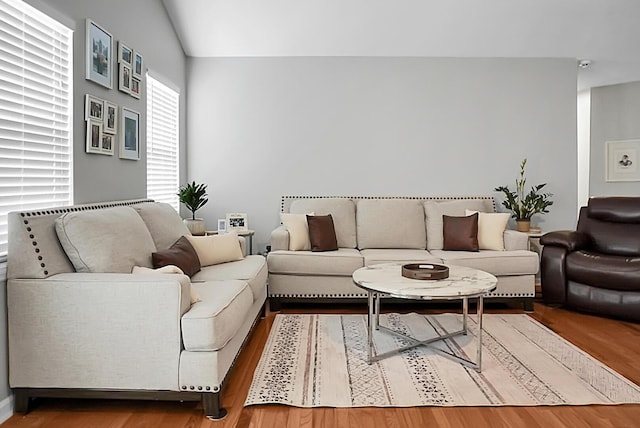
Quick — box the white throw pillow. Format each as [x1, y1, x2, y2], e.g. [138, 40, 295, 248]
[466, 210, 510, 250]
[132, 265, 201, 304]
[186, 231, 244, 266]
[280, 212, 314, 251]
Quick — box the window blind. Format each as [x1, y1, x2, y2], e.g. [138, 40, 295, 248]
[146, 73, 179, 211]
[0, 0, 73, 257]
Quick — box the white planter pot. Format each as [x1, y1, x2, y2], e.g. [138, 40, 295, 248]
[184, 218, 206, 236]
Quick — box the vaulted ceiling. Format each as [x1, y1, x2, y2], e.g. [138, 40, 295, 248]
[162, 0, 640, 90]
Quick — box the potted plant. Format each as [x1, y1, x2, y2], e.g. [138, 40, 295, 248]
[177, 181, 208, 235]
[494, 159, 553, 232]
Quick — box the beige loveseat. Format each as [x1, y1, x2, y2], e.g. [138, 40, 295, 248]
[268, 196, 538, 310]
[7, 199, 267, 419]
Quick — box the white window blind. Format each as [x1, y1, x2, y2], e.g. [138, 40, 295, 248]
[146, 73, 179, 210]
[0, 0, 73, 257]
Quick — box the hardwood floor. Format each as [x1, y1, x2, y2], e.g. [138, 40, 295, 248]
[3, 302, 640, 428]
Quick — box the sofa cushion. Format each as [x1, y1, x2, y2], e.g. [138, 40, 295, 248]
[430, 249, 539, 276]
[186, 232, 244, 266]
[360, 249, 441, 266]
[192, 255, 267, 301]
[152, 236, 201, 277]
[443, 214, 479, 251]
[307, 215, 339, 252]
[357, 199, 426, 249]
[182, 280, 253, 351]
[280, 212, 313, 251]
[267, 248, 363, 276]
[425, 199, 494, 250]
[55, 206, 156, 273]
[134, 202, 191, 251]
[290, 198, 357, 248]
[466, 210, 510, 251]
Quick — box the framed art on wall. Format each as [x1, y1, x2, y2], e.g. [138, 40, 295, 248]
[118, 41, 132, 65]
[104, 101, 117, 134]
[606, 139, 640, 182]
[84, 94, 104, 121]
[118, 63, 132, 93]
[85, 19, 113, 89]
[85, 120, 103, 154]
[119, 107, 140, 160]
[133, 51, 143, 78]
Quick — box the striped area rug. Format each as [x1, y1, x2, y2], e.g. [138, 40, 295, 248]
[245, 313, 640, 407]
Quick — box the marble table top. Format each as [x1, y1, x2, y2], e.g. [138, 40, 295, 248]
[352, 263, 497, 300]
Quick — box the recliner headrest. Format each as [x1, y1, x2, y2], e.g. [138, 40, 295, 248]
[587, 197, 640, 223]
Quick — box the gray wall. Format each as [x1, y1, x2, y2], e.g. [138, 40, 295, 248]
[29, 0, 188, 203]
[589, 81, 640, 197]
[187, 57, 578, 253]
[0, 0, 186, 407]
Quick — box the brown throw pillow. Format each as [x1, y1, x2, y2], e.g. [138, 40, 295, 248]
[152, 236, 201, 277]
[306, 214, 339, 252]
[443, 213, 479, 252]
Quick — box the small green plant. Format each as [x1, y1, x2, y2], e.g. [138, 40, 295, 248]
[177, 181, 208, 220]
[494, 159, 553, 221]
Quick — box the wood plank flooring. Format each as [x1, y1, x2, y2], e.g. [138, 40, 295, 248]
[3, 302, 640, 428]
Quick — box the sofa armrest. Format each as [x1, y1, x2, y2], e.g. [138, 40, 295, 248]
[503, 229, 529, 250]
[7, 273, 191, 390]
[540, 230, 590, 252]
[270, 225, 289, 251]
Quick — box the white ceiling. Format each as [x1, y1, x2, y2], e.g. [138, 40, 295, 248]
[161, 0, 640, 90]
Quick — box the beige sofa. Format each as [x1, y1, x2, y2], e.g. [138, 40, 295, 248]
[268, 196, 538, 310]
[7, 199, 267, 419]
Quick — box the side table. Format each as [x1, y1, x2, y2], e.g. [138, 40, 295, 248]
[206, 229, 255, 255]
[526, 231, 544, 293]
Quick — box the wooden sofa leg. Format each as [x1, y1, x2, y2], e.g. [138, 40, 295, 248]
[13, 389, 30, 414]
[523, 298, 534, 312]
[203, 392, 227, 420]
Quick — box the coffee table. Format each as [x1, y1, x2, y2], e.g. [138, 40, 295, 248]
[352, 263, 497, 371]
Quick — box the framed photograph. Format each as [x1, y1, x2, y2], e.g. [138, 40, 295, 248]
[101, 133, 114, 155]
[104, 101, 117, 134]
[85, 120, 103, 154]
[217, 219, 227, 233]
[118, 63, 131, 93]
[130, 78, 141, 99]
[85, 19, 113, 89]
[119, 107, 140, 160]
[118, 41, 132, 65]
[606, 139, 640, 182]
[84, 94, 104, 121]
[226, 213, 248, 231]
[133, 51, 143, 77]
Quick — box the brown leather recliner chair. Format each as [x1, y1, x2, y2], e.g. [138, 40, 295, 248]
[540, 197, 640, 322]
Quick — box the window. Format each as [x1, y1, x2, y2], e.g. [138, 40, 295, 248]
[146, 73, 179, 210]
[0, 0, 73, 258]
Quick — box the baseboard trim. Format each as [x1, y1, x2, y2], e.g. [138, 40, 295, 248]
[0, 394, 13, 424]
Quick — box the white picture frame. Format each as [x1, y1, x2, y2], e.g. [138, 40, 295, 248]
[217, 219, 227, 233]
[119, 107, 140, 160]
[118, 63, 132, 94]
[130, 78, 141, 99]
[226, 213, 248, 231]
[118, 41, 132, 65]
[85, 19, 113, 89]
[84, 94, 104, 121]
[104, 101, 117, 134]
[133, 51, 143, 78]
[606, 139, 640, 182]
[85, 119, 103, 154]
[101, 132, 114, 155]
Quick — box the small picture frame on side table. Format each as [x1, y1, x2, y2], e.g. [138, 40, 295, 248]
[226, 213, 248, 231]
[217, 219, 227, 233]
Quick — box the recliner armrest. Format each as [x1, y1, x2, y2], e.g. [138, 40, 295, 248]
[540, 230, 590, 252]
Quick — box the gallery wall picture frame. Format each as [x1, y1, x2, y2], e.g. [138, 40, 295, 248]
[217, 219, 227, 233]
[226, 213, 248, 231]
[85, 119, 103, 154]
[606, 139, 640, 182]
[85, 94, 104, 121]
[118, 63, 132, 93]
[119, 107, 140, 160]
[130, 78, 141, 99]
[118, 41, 132, 65]
[85, 19, 113, 89]
[104, 101, 117, 134]
[133, 51, 143, 78]
[101, 133, 115, 155]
